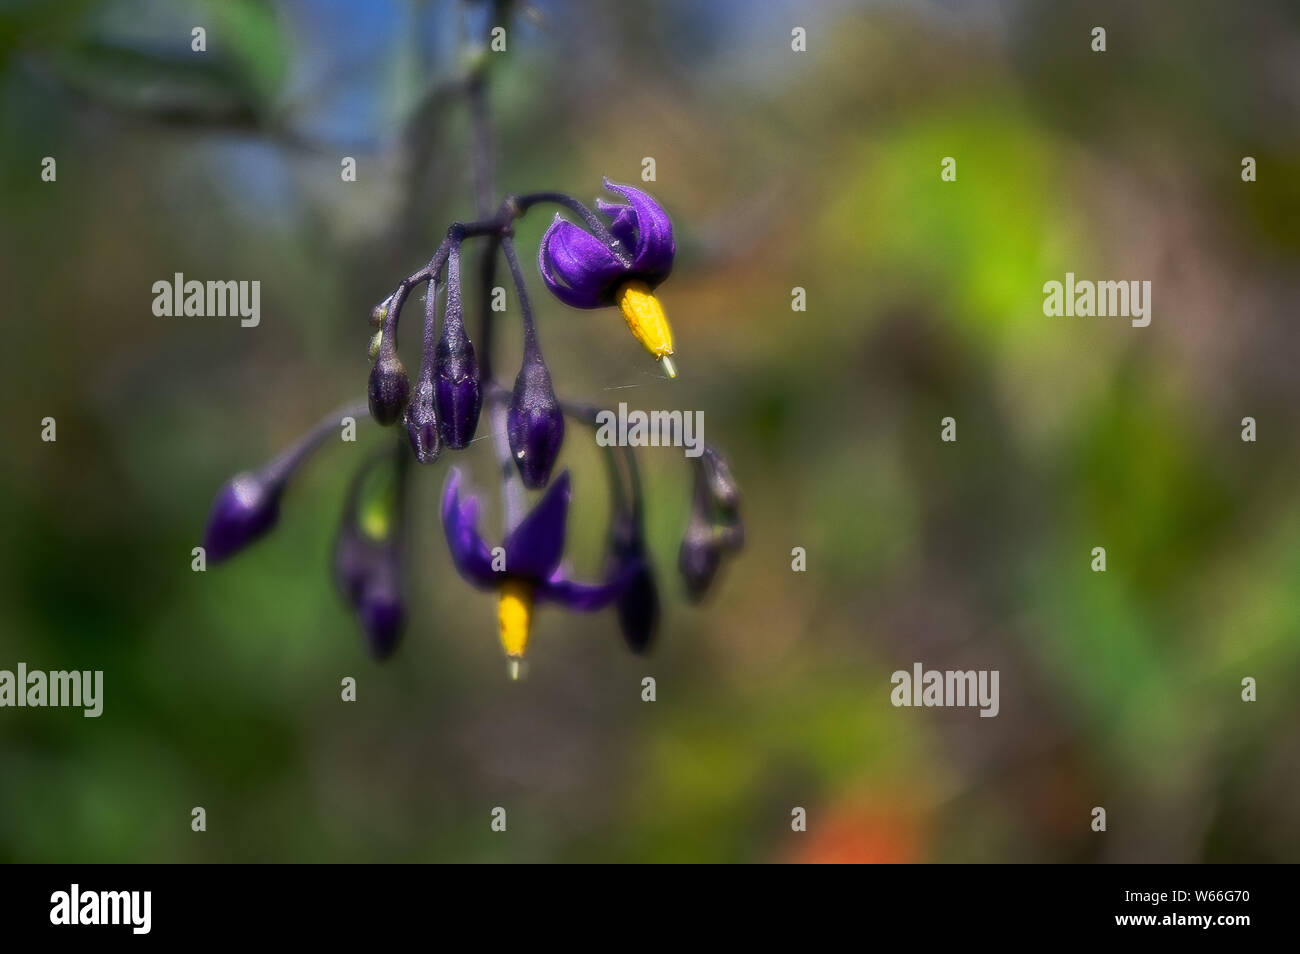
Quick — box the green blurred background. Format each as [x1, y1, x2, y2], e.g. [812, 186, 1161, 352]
[2, 0, 1298, 863]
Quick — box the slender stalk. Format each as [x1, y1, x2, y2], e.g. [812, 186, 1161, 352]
[500, 236, 539, 353]
[420, 266, 440, 374]
[265, 400, 369, 484]
[559, 399, 644, 525]
[467, 71, 495, 220]
[489, 396, 525, 528]
[514, 191, 631, 264]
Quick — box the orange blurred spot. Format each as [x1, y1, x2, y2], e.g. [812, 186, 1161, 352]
[787, 801, 924, 865]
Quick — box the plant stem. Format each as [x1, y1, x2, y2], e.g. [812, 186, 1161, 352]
[265, 399, 370, 484]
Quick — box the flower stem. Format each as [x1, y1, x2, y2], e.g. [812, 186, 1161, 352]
[265, 399, 370, 485]
[500, 236, 540, 354]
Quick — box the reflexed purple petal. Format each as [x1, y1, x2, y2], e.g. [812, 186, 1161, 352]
[439, 468, 498, 588]
[538, 557, 640, 611]
[595, 199, 638, 250]
[538, 215, 626, 308]
[503, 470, 570, 580]
[602, 179, 674, 282]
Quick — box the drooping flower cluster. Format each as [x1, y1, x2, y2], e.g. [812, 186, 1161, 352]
[203, 181, 743, 675]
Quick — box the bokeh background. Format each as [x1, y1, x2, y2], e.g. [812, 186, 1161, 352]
[2, 0, 1299, 863]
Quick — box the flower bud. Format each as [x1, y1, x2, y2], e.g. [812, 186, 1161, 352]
[677, 517, 722, 602]
[433, 242, 481, 448]
[356, 563, 405, 660]
[507, 351, 565, 489]
[404, 376, 441, 464]
[203, 470, 283, 563]
[701, 447, 741, 510]
[367, 352, 410, 426]
[333, 450, 407, 659]
[332, 522, 370, 605]
[610, 517, 658, 654]
[676, 449, 743, 601]
[434, 336, 481, 448]
[333, 528, 405, 660]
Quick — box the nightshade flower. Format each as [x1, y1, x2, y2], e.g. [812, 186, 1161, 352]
[539, 179, 678, 377]
[441, 468, 637, 675]
[205, 96, 744, 676]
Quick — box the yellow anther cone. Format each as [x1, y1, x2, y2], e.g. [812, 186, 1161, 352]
[498, 581, 534, 669]
[616, 280, 676, 376]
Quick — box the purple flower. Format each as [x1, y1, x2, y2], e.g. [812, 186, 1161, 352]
[203, 470, 283, 563]
[441, 468, 638, 669]
[539, 180, 674, 307]
[539, 180, 679, 376]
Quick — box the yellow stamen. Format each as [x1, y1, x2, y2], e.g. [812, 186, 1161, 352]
[498, 580, 534, 662]
[615, 280, 675, 372]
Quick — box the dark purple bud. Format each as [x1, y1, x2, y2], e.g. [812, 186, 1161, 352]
[404, 375, 441, 463]
[433, 242, 481, 448]
[701, 447, 741, 510]
[507, 351, 565, 489]
[676, 451, 743, 601]
[333, 526, 405, 660]
[611, 519, 658, 654]
[617, 564, 658, 654]
[434, 339, 481, 448]
[332, 446, 408, 660]
[332, 520, 371, 606]
[677, 517, 722, 602]
[204, 404, 362, 565]
[203, 470, 283, 563]
[356, 563, 405, 660]
[368, 351, 409, 426]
